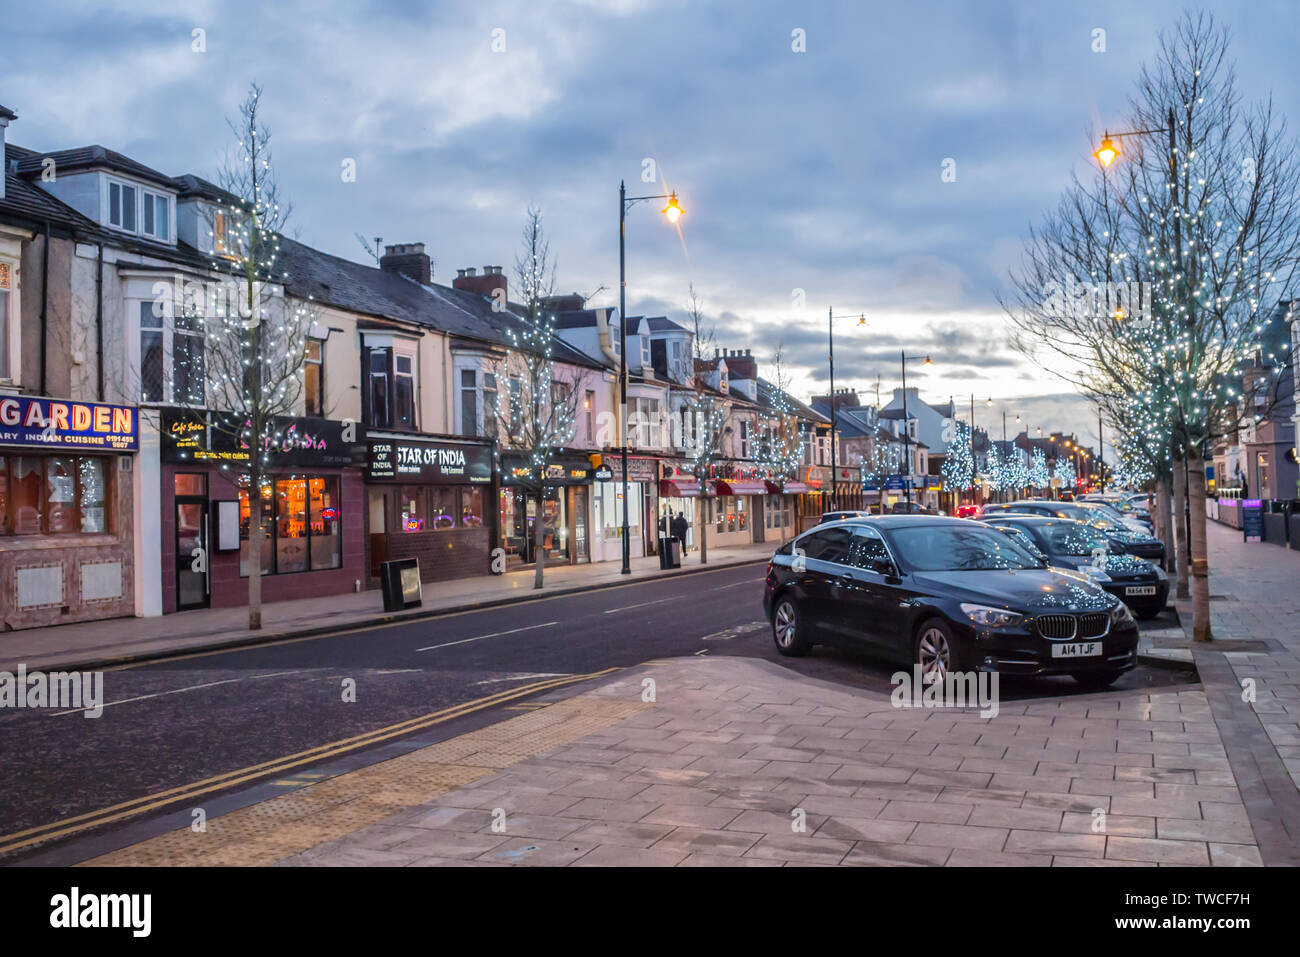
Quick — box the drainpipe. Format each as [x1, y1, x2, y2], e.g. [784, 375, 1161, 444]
[96, 243, 104, 400]
[39, 220, 50, 395]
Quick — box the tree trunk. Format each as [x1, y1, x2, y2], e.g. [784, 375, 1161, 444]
[533, 490, 546, 589]
[1172, 456, 1190, 599]
[1187, 451, 1212, 641]
[1156, 476, 1175, 573]
[248, 479, 263, 630]
[697, 495, 709, 565]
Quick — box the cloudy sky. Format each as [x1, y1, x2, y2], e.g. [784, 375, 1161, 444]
[5, 0, 1298, 455]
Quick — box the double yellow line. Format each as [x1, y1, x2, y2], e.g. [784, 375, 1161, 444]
[0, 668, 619, 858]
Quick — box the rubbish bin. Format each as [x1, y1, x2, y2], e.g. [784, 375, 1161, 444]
[657, 536, 671, 569]
[379, 557, 423, 611]
[666, 538, 681, 568]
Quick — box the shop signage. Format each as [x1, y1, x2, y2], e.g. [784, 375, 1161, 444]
[1241, 499, 1264, 542]
[367, 439, 492, 484]
[161, 409, 355, 466]
[593, 465, 614, 481]
[501, 454, 592, 486]
[606, 456, 659, 483]
[0, 396, 137, 452]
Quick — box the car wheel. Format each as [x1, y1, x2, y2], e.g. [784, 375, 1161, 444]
[1072, 670, 1123, 689]
[771, 595, 811, 657]
[914, 618, 966, 682]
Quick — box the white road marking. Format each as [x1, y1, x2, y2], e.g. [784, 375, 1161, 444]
[51, 669, 318, 716]
[473, 673, 572, 686]
[714, 578, 765, 590]
[603, 597, 673, 614]
[416, 621, 558, 652]
[699, 621, 768, 641]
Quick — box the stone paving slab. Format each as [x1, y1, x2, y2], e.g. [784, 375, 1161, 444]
[247, 655, 1262, 867]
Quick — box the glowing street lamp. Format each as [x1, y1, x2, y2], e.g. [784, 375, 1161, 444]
[661, 194, 684, 224]
[1094, 135, 1119, 168]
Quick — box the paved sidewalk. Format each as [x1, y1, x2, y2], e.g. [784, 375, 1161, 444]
[1173, 520, 1300, 864]
[1, 543, 772, 673]
[83, 656, 1261, 867]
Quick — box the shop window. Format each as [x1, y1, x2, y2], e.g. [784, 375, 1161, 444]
[304, 340, 324, 416]
[430, 487, 457, 530]
[239, 476, 341, 574]
[0, 454, 112, 536]
[598, 480, 641, 540]
[461, 487, 484, 528]
[399, 486, 424, 532]
[309, 478, 342, 569]
[175, 473, 207, 496]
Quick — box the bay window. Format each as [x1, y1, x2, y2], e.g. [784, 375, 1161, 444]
[138, 300, 204, 406]
[0, 261, 10, 380]
[0, 454, 109, 536]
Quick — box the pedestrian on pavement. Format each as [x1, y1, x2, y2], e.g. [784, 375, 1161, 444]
[671, 512, 688, 554]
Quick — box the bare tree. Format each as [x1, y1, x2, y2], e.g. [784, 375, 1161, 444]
[494, 205, 587, 588]
[1004, 13, 1300, 640]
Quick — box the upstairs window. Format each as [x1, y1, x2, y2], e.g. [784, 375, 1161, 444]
[138, 300, 204, 406]
[304, 340, 324, 416]
[364, 345, 417, 430]
[0, 261, 11, 380]
[108, 179, 172, 241]
[460, 369, 478, 436]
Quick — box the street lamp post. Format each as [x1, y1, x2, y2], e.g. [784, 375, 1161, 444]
[618, 180, 683, 575]
[827, 309, 867, 510]
[899, 351, 932, 508]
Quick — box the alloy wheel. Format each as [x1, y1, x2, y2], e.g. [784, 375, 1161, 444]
[918, 626, 951, 681]
[774, 601, 797, 648]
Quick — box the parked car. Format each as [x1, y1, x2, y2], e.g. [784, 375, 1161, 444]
[1076, 499, 1152, 534]
[891, 501, 937, 515]
[979, 500, 1166, 568]
[819, 510, 872, 524]
[982, 515, 1169, 619]
[764, 515, 1139, 687]
[954, 504, 980, 518]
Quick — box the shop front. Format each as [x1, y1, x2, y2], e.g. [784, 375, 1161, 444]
[500, 452, 592, 566]
[711, 476, 767, 546]
[762, 480, 805, 543]
[159, 409, 363, 613]
[798, 465, 832, 530]
[366, 433, 494, 583]
[604, 455, 660, 561]
[0, 396, 138, 630]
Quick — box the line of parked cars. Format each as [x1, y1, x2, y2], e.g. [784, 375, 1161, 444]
[766, 496, 1167, 689]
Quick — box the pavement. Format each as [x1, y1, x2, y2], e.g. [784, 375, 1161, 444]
[0, 542, 774, 673]
[77, 655, 1258, 867]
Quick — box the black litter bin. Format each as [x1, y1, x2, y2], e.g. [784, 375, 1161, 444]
[657, 536, 671, 569]
[379, 558, 423, 611]
[666, 538, 681, 568]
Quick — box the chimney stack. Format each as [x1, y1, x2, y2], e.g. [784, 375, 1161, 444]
[379, 242, 431, 285]
[452, 264, 507, 301]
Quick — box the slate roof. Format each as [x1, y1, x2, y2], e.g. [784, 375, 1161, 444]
[0, 105, 16, 122]
[645, 315, 687, 333]
[13, 144, 176, 190]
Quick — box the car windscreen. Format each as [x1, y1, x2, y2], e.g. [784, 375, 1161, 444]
[1041, 522, 1111, 556]
[887, 524, 1043, 571]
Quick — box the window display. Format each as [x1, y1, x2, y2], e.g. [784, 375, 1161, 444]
[0, 454, 113, 536]
[239, 476, 341, 575]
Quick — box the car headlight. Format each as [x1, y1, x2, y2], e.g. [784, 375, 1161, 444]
[1109, 600, 1135, 625]
[960, 603, 1024, 629]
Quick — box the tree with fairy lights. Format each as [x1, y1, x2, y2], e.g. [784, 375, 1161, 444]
[984, 442, 1004, 500]
[1054, 455, 1077, 492]
[492, 205, 588, 589]
[755, 343, 805, 489]
[681, 284, 728, 564]
[1028, 447, 1051, 493]
[186, 84, 316, 630]
[941, 420, 975, 501]
[1006, 13, 1300, 638]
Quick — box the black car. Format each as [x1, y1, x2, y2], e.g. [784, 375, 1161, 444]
[763, 516, 1139, 687]
[981, 500, 1166, 569]
[982, 515, 1169, 619]
[820, 510, 872, 524]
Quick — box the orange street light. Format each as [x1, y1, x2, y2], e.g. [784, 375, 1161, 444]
[1094, 135, 1118, 168]
[662, 194, 684, 224]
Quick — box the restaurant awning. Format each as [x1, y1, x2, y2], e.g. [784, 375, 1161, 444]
[765, 480, 809, 494]
[660, 478, 701, 497]
[714, 480, 767, 496]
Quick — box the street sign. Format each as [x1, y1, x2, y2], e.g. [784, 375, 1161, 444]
[1242, 499, 1264, 542]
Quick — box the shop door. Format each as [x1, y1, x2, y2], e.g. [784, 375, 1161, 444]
[175, 498, 210, 610]
[573, 487, 589, 562]
[753, 496, 765, 544]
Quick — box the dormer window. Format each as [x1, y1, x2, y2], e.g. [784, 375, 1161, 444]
[108, 178, 172, 242]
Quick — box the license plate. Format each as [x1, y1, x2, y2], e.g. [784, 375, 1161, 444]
[1125, 586, 1157, 596]
[1052, 642, 1102, 658]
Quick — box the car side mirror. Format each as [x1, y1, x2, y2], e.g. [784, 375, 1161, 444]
[871, 557, 898, 578]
